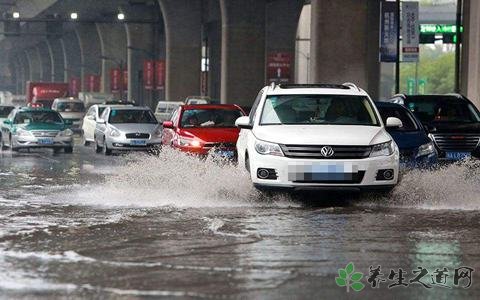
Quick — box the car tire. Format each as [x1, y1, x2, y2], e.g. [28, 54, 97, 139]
[64, 147, 73, 153]
[103, 138, 112, 156]
[95, 136, 102, 153]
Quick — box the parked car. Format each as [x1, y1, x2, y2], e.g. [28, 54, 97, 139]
[384, 94, 480, 161]
[155, 101, 184, 123]
[185, 96, 211, 105]
[94, 106, 162, 155]
[0, 105, 15, 124]
[0, 107, 73, 153]
[162, 104, 246, 159]
[81, 104, 131, 146]
[375, 102, 437, 168]
[235, 83, 402, 193]
[51, 98, 86, 132]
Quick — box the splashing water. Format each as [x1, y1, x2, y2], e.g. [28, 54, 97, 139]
[371, 159, 480, 210]
[63, 148, 296, 208]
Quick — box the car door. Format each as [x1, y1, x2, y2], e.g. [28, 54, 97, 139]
[83, 106, 96, 140]
[95, 108, 108, 145]
[162, 107, 179, 146]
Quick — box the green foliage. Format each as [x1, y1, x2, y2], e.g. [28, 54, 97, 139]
[400, 46, 456, 94]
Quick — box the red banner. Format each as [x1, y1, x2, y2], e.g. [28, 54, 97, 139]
[155, 60, 165, 90]
[84, 74, 100, 92]
[69, 77, 80, 97]
[110, 68, 122, 93]
[267, 52, 292, 84]
[143, 60, 154, 90]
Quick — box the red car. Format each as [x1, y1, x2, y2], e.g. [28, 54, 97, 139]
[162, 104, 246, 158]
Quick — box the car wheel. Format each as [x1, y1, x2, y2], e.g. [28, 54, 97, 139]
[95, 136, 102, 153]
[64, 146, 73, 153]
[103, 138, 112, 156]
[0, 135, 6, 151]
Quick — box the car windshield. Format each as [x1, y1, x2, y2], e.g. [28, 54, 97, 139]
[56, 102, 85, 112]
[14, 111, 63, 124]
[405, 97, 480, 124]
[377, 106, 418, 131]
[260, 95, 379, 126]
[108, 109, 157, 124]
[180, 109, 243, 128]
[0, 106, 14, 118]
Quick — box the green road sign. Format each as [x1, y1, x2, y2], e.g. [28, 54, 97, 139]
[407, 78, 416, 95]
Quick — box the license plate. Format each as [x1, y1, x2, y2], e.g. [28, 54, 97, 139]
[214, 150, 235, 158]
[288, 162, 360, 182]
[38, 138, 54, 145]
[130, 139, 147, 146]
[445, 151, 470, 160]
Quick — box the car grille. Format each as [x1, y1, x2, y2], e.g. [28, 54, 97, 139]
[280, 144, 372, 159]
[32, 131, 58, 137]
[292, 171, 365, 184]
[126, 133, 150, 139]
[432, 134, 480, 152]
[204, 142, 236, 149]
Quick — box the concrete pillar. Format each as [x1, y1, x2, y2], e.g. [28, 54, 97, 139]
[159, 0, 202, 102]
[75, 24, 102, 92]
[460, 0, 480, 107]
[25, 48, 42, 81]
[16, 52, 29, 93]
[96, 24, 127, 96]
[61, 31, 82, 83]
[266, 0, 304, 84]
[46, 39, 66, 82]
[12, 58, 23, 94]
[310, 0, 380, 98]
[220, 0, 266, 106]
[36, 42, 53, 82]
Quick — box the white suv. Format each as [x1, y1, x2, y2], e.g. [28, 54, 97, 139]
[235, 83, 402, 193]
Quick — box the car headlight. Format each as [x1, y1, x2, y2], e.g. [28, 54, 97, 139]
[109, 128, 121, 137]
[416, 142, 435, 158]
[175, 136, 201, 147]
[370, 141, 395, 157]
[16, 129, 32, 137]
[58, 129, 73, 137]
[154, 128, 162, 137]
[254, 139, 284, 156]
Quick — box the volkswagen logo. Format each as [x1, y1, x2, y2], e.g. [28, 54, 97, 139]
[320, 146, 334, 158]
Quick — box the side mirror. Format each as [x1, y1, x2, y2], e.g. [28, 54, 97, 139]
[3, 119, 11, 125]
[235, 116, 253, 129]
[96, 119, 106, 124]
[386, 117, 403, 128]
[162, 121, 174, 129]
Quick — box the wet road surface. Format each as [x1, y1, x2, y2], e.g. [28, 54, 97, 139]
[1, 140, 480, 299]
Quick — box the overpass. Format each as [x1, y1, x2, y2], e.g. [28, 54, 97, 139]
[0, 0, 479, 108]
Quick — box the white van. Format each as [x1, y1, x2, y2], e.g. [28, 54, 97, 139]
[154, 101, 184, 122]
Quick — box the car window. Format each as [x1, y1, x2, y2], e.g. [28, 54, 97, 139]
[406, 97, 480, 124]
[56, 102, 85, 112]
[260, 95, 379, 126]
[180, 109, 244, 128]
[108, 109, 157, 124]
[0, 106, 14, 118]
[14, 111, 63, 124]
[250, 89, 264, 125]
[378, 106, 418, 131]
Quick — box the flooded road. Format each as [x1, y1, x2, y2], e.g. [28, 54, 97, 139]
[1, 142, 480, 299]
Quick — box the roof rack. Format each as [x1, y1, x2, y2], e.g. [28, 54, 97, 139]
[278, 84, 350, 90]
[342, 82, 360, 91]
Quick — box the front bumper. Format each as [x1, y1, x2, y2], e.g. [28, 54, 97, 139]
[106, 136, 162, 151]
[12, 135, 73, 148]
[248, 150, 399, 189]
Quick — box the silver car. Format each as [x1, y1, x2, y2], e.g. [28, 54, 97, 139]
[94, 106, 162, 155]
